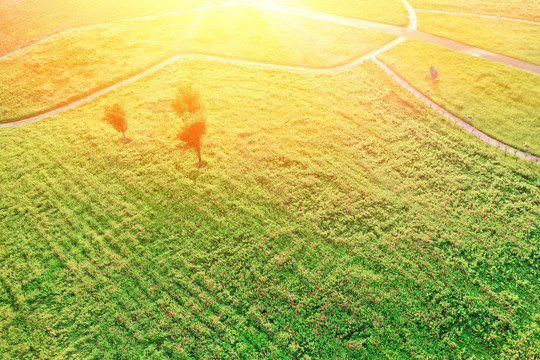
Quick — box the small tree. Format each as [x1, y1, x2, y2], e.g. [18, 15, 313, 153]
[172, 84, 203, 115]
[173, 85, 207, 168]
[104, 103, 128, 143]
[177, 111, 207, 168]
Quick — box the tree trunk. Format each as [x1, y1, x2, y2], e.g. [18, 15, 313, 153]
[123, 132, 127, 144]
[195, 144, 205, 168]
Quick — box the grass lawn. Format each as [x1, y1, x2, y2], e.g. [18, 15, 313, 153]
[377, 39, 540, 156]
[0, 0, 226, 57]
[408, 0, 540, 22]
[273, 0, 409, 26]
[0, 5, 395, 123]
[1, 58, 539, 359]
[416, 11, 540, 65]
[0, 0, 409, 58]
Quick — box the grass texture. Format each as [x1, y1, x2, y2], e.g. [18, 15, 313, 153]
[416, 11, 540, 65]
[1, 58, 539, 359]
[273, 0, 409, 26]
[378, 39, 540, 156]
[0, 0, 226, 57]
[0, 0, 408, 58]
[0, 5, 395, 122]
[408, 0, 540, 22]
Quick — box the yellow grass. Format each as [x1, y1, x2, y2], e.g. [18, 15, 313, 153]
[378, 39, 540, 156]
[408, 0, 540, 22]
[417, 12, 540, 65]
[0, 0, 226, 56]
[273, 0, 409, 26]
[0, 5, 395, 122]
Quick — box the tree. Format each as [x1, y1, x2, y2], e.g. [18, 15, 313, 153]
[177, 111, 207, 168]
[173, 85, 207, 168]
[172, 84, 203, 115]
[103, 103, 128, 143]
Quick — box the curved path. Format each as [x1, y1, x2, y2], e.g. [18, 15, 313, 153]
[249, 2, 540, 74]
[374, 58, 539, 162]
[0, 2, 233, 61]
[0, 38, 406, 128]
[0, 1, 538, 161]
[414, 8, 540, 25]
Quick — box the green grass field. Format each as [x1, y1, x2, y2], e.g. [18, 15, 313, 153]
[408, 0, 540, 22]
[378, 39, 540, 156]
[2, 0, 540, 358]
[273, 0, 409, 26]
[0, 0, 226, 57]
[1, 58, 539, 359]
[0, 5, 395, 123]
[416, 11, 540, 64]
[0, 0, 408, 58]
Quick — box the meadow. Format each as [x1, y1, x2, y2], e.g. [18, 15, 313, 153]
[0, 0, 408, 58]
[416, 11, 540, 65]
[272, 0, 409, 26]
[0, 5, 395, 123]
[408, 0, 540, 22]
[0, 0, 226, 57]
[1, 58, 539, 359]
[377, 39, 540, 157]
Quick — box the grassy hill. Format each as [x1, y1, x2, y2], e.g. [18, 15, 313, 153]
[0, 0, 226, 57]
[416, 11, 540, 65]
[1, 58, 538, 359]
[378, 39, 540, 157]
[0, 5, 395, 123]
[408, 0, 540, 22]
[0, 0, 409, 58]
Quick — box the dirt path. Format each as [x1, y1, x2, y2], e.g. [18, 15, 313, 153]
[400, 0, 417, 29]
[373, 58, 539, 162]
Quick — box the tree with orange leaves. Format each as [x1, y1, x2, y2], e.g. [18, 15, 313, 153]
[173, 85, 207, 168]
[103, 103, 128, 144]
